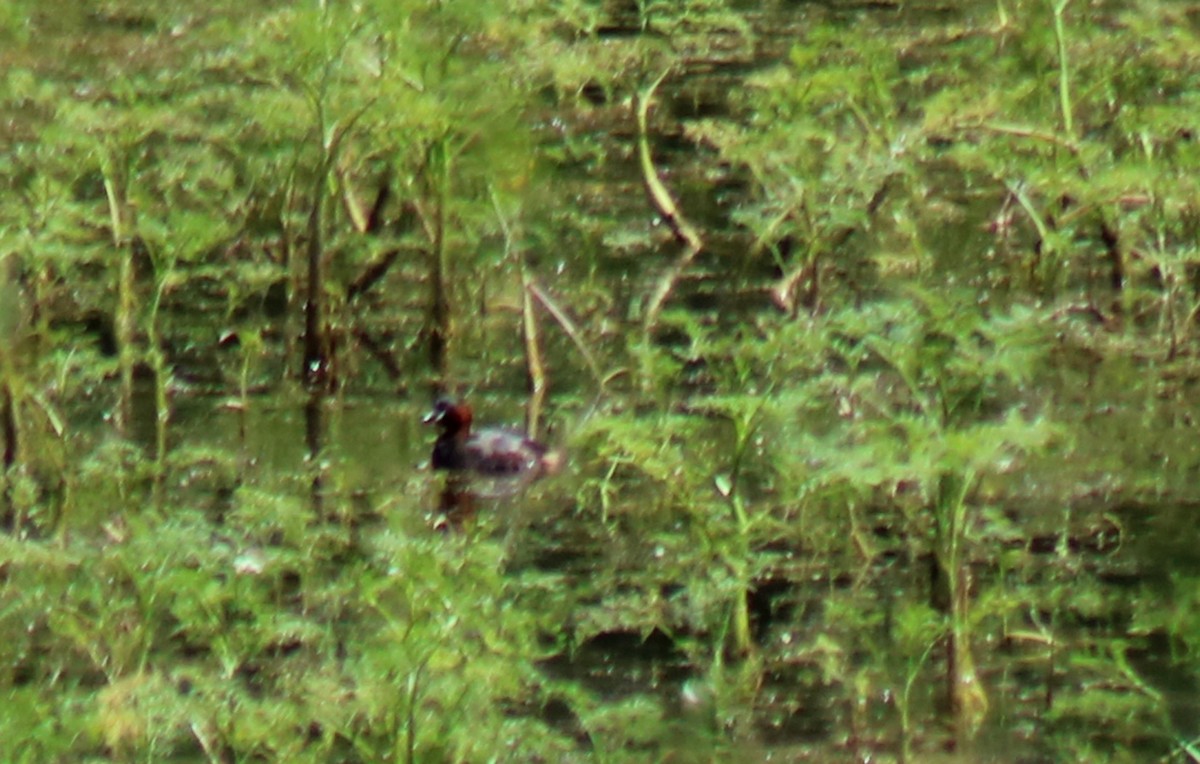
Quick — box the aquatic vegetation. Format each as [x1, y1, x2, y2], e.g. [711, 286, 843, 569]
[1, 0, 1199, 760]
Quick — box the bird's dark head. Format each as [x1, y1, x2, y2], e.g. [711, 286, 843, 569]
[423, 399, 473, 434]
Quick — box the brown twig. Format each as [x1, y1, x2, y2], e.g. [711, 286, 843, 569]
[977, 121, 1082, 158]
[525, 280, 605, 389]
[337, 165, 393, 236]
[337, 163, 371, 234]
[302, 103, 375, 390]
[424, 141, 451, 383]
[365, 176, 391, 234]
[636, 69, 704, 333]
[1, 377, 15, 474]
[521, 262, 546, 438]
[488, 189, 550, 437]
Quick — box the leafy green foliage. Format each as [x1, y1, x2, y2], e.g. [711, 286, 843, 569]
[1, 0, 1199, 760]
[0, 498, 573, 760]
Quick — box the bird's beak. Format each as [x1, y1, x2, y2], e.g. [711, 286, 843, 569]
[422, 408, 440, 424]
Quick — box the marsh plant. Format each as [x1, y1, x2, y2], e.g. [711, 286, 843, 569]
[1, 0, 1199, 761]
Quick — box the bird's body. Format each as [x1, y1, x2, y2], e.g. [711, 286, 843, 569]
[425, 400, 562, 491]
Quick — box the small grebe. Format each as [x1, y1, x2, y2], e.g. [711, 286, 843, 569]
[425, 400, 563, 486]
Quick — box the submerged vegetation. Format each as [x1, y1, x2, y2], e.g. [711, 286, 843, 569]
[2, 0, 1199, 760]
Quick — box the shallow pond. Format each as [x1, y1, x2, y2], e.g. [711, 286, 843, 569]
[2, 0, 1200, 761]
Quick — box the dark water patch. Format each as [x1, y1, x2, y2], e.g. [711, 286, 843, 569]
[541, 628, 691, 701]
